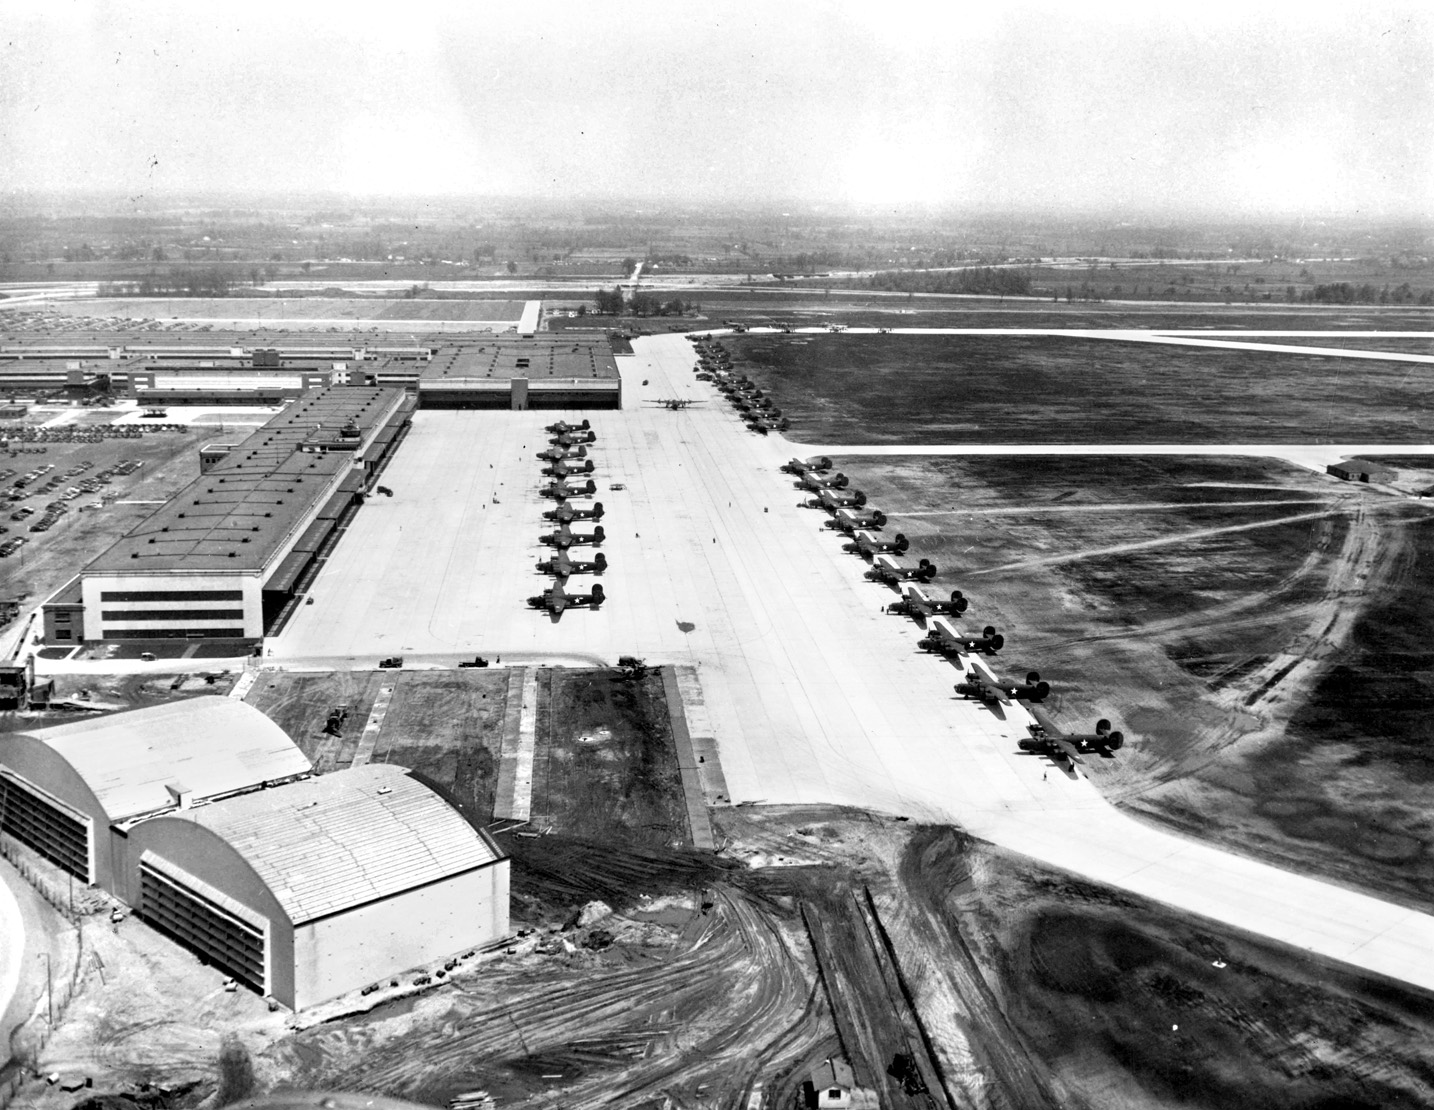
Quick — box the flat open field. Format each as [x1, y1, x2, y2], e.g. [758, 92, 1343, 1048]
[46, 297, 529, 325]
[376, 299, 527, 321]
[730, 333, 1434, 444]
[832, 452, 1434, 912]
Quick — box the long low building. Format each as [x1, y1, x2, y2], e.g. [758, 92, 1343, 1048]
[43, 382, 414, 644]
[0, 698, 509, 1009]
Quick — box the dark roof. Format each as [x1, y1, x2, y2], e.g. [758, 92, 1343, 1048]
[419, 336, 618, 385]
[85, 385, 404, 575]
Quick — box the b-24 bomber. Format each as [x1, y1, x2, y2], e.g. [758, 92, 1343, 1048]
[954, 667, 1050, 704]
[783, 456, 833, 476]
[541, 477, 598, 500]
[920, 620, 1004, 655]
[545, 419, 590, 435]
[539, 522, 605, 549]
[844, 531, 909, 557]
[536, 443, 586, 463]
[798, 470, 850, 492]
[528, 580, 605, 616]
[886, 583, 968, 621]
[815, 486, 867, 510]
[551, 429, 597, 447]
[542, 500, 604, 524]
[865, 554, 938, 584]
[543, 456, 595, 479]
[1019, 710, 1124, 764]
[536, 550, 607, 576]
[825, 506, 887, 533]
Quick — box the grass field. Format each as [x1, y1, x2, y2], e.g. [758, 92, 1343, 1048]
[731, 332, 1434, 444]
[831, 452, 1434, 912]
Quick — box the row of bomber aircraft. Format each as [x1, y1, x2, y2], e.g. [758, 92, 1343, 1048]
[528, 419, 608, 617]
[686, 336, 792, 434]
[782, 454, 1128, 773]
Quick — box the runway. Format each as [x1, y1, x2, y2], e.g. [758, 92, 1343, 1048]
[273, 333, 1434, 994]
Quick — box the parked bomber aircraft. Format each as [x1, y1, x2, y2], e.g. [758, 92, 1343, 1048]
[542, 500, 604, 524]
[648, 398, 703, 409]
[545, 419, 590, 435]
[955, 667, 1051, 704]
[536, 550, 607, 576]
[798, 470, 849, 491]
[920, 619, 1004, 655]
[865, 555, 938, 584]
[886, 583, 968, 621]
[817, 487, 867, 510]
[1020, 709, 1124, 763]
[539, 522, 605, 549]
[536, 443, 586, 463]
[551, 430, 597, 447]
[543, 456, 596, 479]
[528, 580, 605, 616]
[783, 456, 834, 475]
[844, 531, 908, 557]
[541, 477, 598, 500]
[746, 415, 790, 434]
[826, 506, 887, 533]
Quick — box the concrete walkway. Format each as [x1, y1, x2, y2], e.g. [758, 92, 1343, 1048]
[492, 669, 538, 823]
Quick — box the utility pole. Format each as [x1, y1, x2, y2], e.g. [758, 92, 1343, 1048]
[38, 952, 51, 1024]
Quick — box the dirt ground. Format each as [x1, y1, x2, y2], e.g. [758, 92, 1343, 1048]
[829, 451, 1434, 914]
[12, 805, 1434, 1110]
[529, 669, 689, 844]
[244, 669, 509, 824]
[0, 673, 239, 735]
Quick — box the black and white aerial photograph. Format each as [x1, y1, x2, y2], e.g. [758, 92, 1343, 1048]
[2, 2, 1433, 1108]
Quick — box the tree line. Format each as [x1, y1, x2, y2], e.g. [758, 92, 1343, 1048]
[845, 266, 1034, 297]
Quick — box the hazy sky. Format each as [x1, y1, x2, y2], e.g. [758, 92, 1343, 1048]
[2, 0, 1431, 216]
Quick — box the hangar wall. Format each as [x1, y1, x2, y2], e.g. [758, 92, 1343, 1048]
[293, 862, 509, 1009]
[0, 737, 107, 886]
[122, 815, 297, 1003]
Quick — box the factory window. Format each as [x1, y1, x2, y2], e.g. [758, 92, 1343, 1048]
[53, 612, 72, 623]
[101, 590, 244, 602]
[0, 775, 90, 883]
[102, 610, 244, 622]
[54, 630, 72, 640]
[103, 628, 246, 640]
[140, 864, 266, 992]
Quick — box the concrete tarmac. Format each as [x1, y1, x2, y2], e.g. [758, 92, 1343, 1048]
[273, 333, 1434, 994]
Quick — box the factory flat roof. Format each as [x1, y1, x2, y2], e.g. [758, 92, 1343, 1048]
[18, 698, 312, 823]
[85, 384, 404, 575]
[420, 336, 618, 385]
[170, 763, 503, 924]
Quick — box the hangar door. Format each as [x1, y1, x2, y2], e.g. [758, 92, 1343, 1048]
[0, 771, 90, 882]
[139, 857, 267, 992]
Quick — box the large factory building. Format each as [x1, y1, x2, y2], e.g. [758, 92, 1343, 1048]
[0, 698, 510, 1009]
[44, 383, 414, 644]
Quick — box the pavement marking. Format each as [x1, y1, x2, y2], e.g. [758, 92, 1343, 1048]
[493, 668, 538, 822]
[227, 667, 260, 701]
[660, 665, 717, 850]
[349, 683, 394, 767]
[673, 664, 730, 805]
